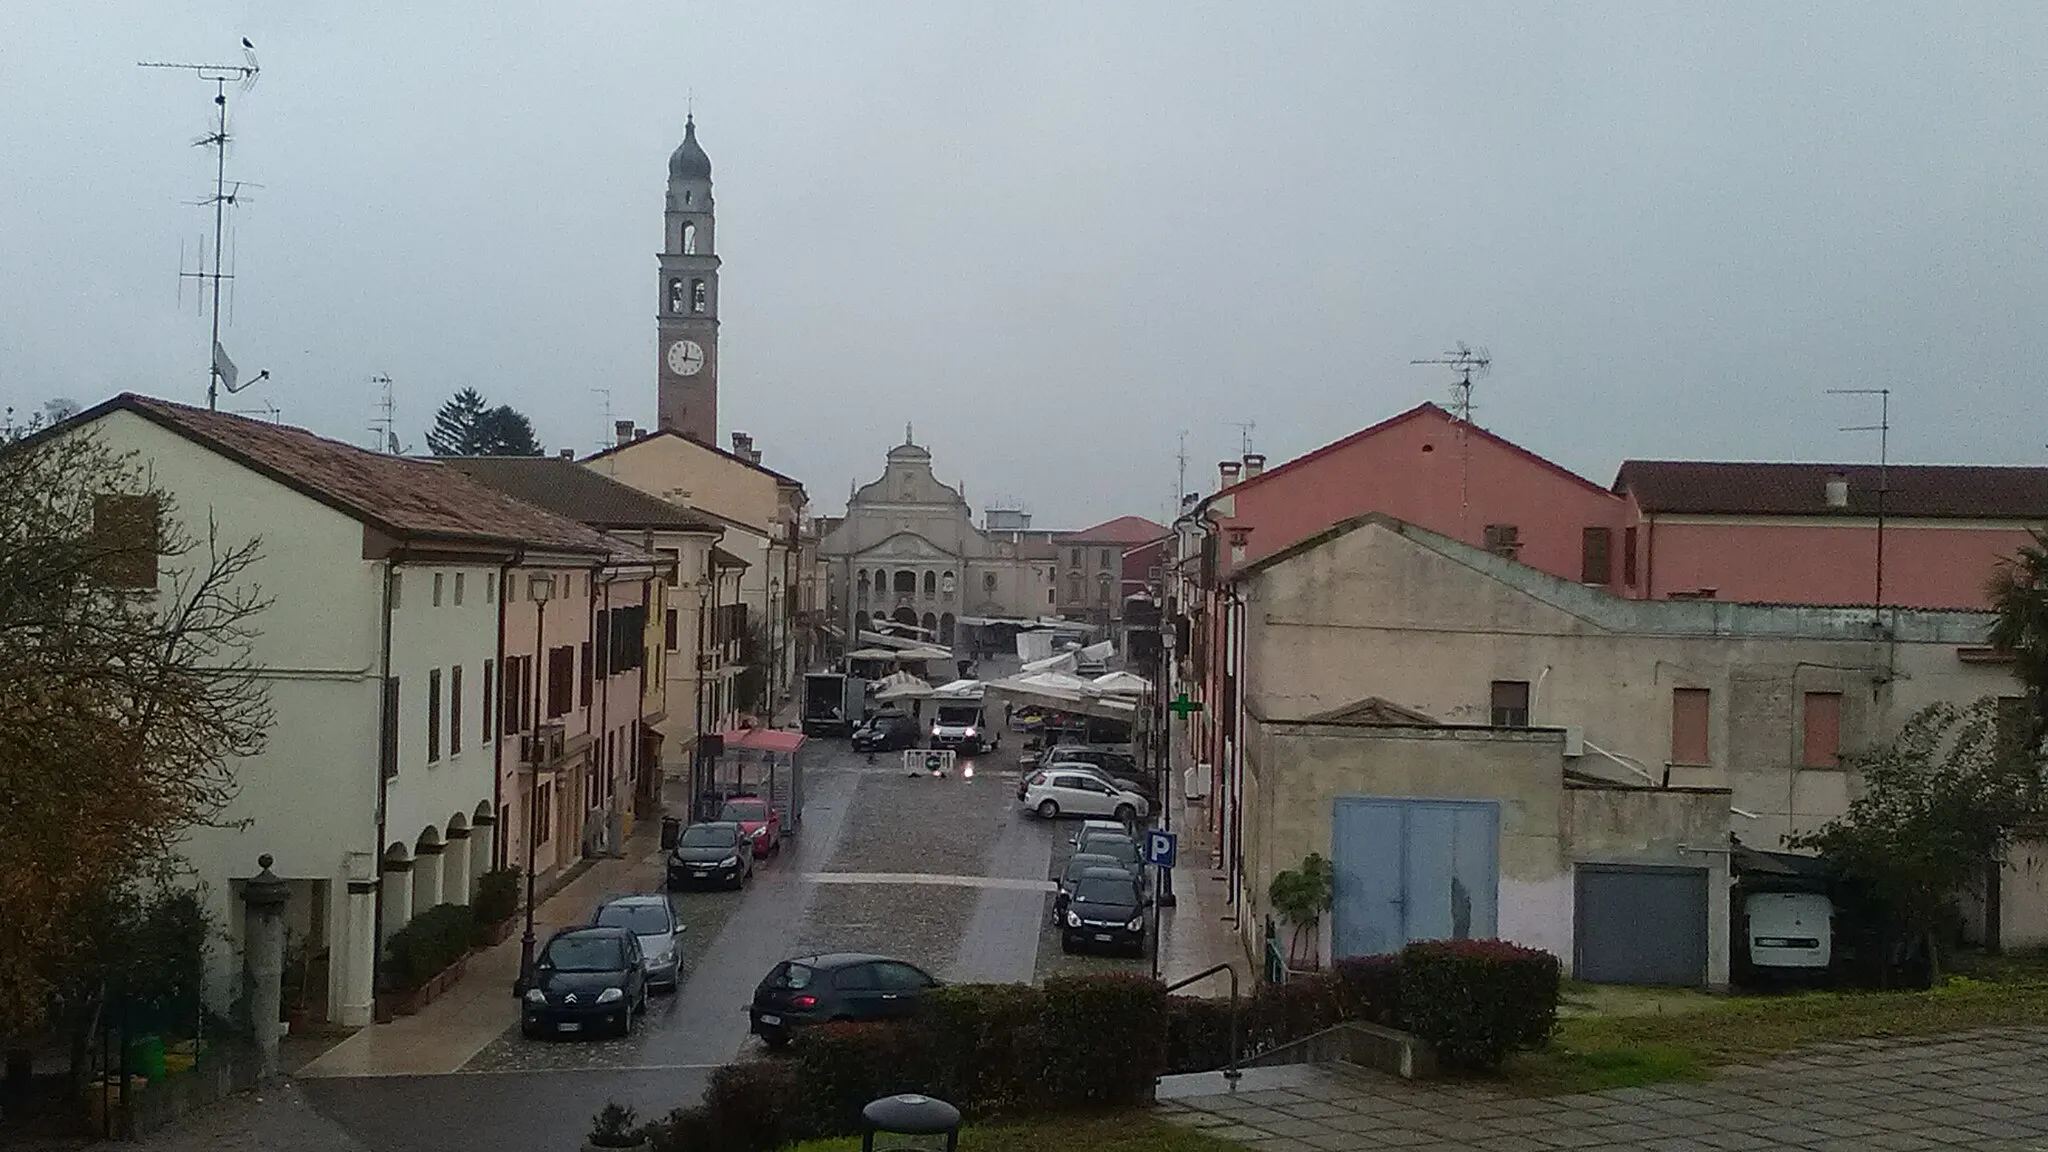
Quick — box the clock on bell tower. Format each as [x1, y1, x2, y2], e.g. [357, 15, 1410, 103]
[656, 115, 719, 442]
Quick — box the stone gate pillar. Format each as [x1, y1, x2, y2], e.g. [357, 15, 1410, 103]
[241, 856, 290, 1079]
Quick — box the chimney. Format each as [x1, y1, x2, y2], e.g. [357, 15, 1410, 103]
[1243, 452, 1267, 480]
[613, 419, 634, 446]
[558, 448, 574, 460]
[1825, 472, 1850, 509]
[1219, 460, 1242, 489]
[732, 431, 754, 460]
[633, 426, 647, 439]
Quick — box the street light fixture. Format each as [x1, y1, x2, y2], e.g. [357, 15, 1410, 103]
[514, 571, 556, 994]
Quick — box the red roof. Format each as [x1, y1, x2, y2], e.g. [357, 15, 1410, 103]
[75, 394, 625, 556]
[1216, 403, 1614, 502]
[1060, 515, 1169, 545]
[1617, 460, 2048, 520]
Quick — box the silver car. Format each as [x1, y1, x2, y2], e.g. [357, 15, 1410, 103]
[591, 894, 683, 992]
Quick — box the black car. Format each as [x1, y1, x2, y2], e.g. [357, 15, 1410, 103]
[1042, 748, 1154, 799]
[521, 926, 649, 1038]
[1060, 870, 1148, 957]
[851, 710, 921, 753]
[1073, 826, 1143, 867]
[749, 953, 941, 1049]
[1053, 852, 1146, 923]
[667, 821, 752, 890]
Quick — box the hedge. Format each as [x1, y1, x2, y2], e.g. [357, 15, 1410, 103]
[472, 868, 520, 931]
[1397, 939, 1560, 1071]
[382, 903, 475, 991]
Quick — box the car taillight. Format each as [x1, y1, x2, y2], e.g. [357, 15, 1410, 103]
[791, 994, 817, 1009]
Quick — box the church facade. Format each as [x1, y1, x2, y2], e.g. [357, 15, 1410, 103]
[819, 431, 1056, 648]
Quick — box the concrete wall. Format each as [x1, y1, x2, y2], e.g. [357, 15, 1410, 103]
[1563, 786, 1733, 984]
[1242, 519, 2008, 850]
[1632, 512, 2040, 611]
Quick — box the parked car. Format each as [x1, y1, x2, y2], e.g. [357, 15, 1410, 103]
[1060, 870, 1148, 956]
[1018, 764, 1148, 806]
[590, 894, 683, 991]
[719, 794, 782, 858]
[749, 953, 942, 1049]
[1073, 825, 1144, 866]
[930, 701, 995, 755]
[1039, 744, 1140, 776]
[666, 821, 752, 890]
[851, 710, 921, 752]
[1023, 770, 1148, 822]
[521, 926, 648, 1038]
[1054, 852, 1146, 922]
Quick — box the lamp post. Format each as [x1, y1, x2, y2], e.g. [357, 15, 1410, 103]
[515, 570, 556, 994]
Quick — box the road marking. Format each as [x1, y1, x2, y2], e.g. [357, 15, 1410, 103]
[803, 871, 1056, 892]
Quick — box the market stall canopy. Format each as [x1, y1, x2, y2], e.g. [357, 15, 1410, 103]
[931, 679, 984, 700]
[723, 728, 806, 755]
[984, 672, 1136, 721]
[1021, 651, 1078, 675]
[1091, 671, 1150, 695]
[873, 672, 935, 701]
[1079, 640, 1115, 662]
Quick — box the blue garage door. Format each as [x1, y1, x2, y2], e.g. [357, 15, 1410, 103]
[1331, 797, 1499, 958]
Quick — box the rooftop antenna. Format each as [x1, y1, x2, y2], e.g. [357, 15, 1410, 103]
[1827, 387, 1892, 616]
[1228, 421, 1256, 458]
[369, 373, 402, 454]
[1411, 342, 1492, 542]
[141, 39, 262, 411]
[231, 400, 281, 424]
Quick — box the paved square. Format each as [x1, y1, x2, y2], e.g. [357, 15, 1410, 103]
[1158, 1027, 2048, 1151]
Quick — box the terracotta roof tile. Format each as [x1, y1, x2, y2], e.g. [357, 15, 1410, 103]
[438, 456, 721, 533]
[1616, 460, 2048, 520]
[99, 394, 621, 555]
[1059, 515, 1169, 545]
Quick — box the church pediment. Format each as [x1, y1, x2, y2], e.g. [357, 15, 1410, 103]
[859, 531, 953, 561]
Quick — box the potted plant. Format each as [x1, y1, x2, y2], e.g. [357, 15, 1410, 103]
[1268, 852, 1335, 970]
[585, 1101, 646, 1152]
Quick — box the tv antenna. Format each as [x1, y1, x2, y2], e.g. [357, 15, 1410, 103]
[1827, 387, 1892, 615]
[230, 401, 281, 424]
[369, 373, 403, 454]
[1411, 342, 1493, 540]
[141, 39, 262, 410]
[1228, 421, 1256, 458]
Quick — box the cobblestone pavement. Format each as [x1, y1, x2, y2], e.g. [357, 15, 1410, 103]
[1159, 1027, 2048, 1151]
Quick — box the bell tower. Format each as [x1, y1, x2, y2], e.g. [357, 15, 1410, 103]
[656, 115, 719, 442]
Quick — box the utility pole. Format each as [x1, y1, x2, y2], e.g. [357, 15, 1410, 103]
[1828, 387, 1892, 616]
[142, 41, 261, 410]
[1410, 343, 1492, 541]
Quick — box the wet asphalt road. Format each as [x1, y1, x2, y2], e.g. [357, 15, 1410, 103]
[295, 735, 1144, 1152]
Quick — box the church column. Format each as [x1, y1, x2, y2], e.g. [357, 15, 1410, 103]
[338, 852, 377, 1027]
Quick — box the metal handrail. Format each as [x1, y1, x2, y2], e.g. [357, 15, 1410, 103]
[1164, 962, 1242, 1080]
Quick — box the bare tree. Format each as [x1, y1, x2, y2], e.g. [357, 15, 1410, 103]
[0, 426, 272, 1046]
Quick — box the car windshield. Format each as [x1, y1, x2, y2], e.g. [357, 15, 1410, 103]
[1073, 878, 1138, 905]
[544, 934, 625, 972]
[680, 825, 734, 848]
[1065, 855, 1125, 882]
[936, 705, 978, 724]
[595, 904, 672, 935]
[1080, 837, 1140, 863]
[720, 799, 767, 822]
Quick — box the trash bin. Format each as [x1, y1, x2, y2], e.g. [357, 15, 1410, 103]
[660, 816, 681, 851]
[860, 1093, 961, 1152]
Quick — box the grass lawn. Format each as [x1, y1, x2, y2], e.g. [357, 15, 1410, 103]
[1511, 965, 2048, 1095]
[787, 1113, 1242, 1152]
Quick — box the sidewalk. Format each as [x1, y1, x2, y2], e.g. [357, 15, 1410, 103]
[298, 831, 667, 1078]
[1157, 792, 1251, 989]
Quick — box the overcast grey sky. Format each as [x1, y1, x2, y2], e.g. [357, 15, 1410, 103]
[3, 3, 2044, 525]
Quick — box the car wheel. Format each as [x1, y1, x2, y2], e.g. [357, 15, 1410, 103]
[1037, 799, 1059, 819]
[520, 1022, 541, 1041]
[1114, 803, 1137, 825]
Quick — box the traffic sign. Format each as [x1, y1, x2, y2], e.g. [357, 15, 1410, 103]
[1145, 829, 1178, 869]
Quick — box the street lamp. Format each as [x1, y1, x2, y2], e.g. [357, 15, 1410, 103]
[515, 570, 556, 994]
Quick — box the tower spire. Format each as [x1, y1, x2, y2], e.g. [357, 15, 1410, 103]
[905, 421, 914, 445]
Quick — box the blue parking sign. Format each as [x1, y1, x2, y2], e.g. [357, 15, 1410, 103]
[1145, 830, 1177, 869]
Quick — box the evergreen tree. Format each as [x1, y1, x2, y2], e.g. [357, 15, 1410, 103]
[475, 406, 544, 456]
[426, 388, 490, 456]
[1989, 527, 2048, 756]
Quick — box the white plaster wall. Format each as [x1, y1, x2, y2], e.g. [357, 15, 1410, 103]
[384, 561, 502, 864]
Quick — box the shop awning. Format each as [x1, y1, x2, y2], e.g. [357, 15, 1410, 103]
[723, 727, 806, 755]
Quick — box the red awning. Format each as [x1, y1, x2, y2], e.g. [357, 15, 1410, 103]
[722, 727, 806, 755]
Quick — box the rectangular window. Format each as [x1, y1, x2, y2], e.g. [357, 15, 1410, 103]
[1099, 548, 1113, 569]
[481, 660, 494, 743]
[547, 646, 575, 718]
[534, 782, 552, 845]
[1581, 527, 1612, 584]
[1671, 688, 1711, 764]
[1801, 691, 1842, 768]
[453, 572, 466, 605]
[380, 677, 400, 779]
[486, 572, 496, 603]
[666, 608, 680, 651]
[1482, 524, 1521, 560]
[432, 572, 444, 607]
[1489, 680, 1530, 727]
[450, 664, 463, 756]
[427, 669, 442, 763]
[91, 494, 161, 589]
[1623, 526, 1639, 585]
[390, 571, 403, 610]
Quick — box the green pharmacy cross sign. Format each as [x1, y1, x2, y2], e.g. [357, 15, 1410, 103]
[1167, 693, 1204, 718]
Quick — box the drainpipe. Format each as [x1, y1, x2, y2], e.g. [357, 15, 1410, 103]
[369, 548, 407, 1016]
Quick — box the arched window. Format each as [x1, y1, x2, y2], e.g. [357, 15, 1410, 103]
[894, 570, 916, 596]
[855, 611, 869, 632]
[1067, 574, 1083, 603]
[668, 278, 685, 314]
[857, 570, 870, 590]
[682, 222, 697, 255]
[1097, 573, 1114, 603]
[921, 612, 937, 635]
[690, 279, 708, 313]
[982, 572, 998, 593]
[940, 613, 955, 645]
[941, 570, 955, 594]
[922, 571, 936, 596]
